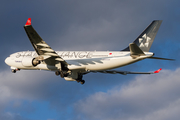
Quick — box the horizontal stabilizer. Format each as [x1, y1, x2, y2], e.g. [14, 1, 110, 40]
[129, 43, 145, 57]
[148, 57, 175, 61]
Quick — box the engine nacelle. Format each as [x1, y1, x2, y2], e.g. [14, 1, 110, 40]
[64, 77, 76, 81]
[64, 71, 78, 81]
[22, 57, 41, 67]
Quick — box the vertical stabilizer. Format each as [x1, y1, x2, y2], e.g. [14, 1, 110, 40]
[123, 20, 162, 52]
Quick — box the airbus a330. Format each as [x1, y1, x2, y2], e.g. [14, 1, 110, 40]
[5, 18, 173, 84]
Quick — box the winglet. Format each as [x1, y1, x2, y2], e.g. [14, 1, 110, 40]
[25, 18, 31, 26]
[154, 68, 162, 73]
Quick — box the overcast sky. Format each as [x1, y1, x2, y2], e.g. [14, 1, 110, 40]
[1, 0, 180, 120]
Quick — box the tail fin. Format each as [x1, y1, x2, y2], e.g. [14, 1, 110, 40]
[122, 20, 162, 52]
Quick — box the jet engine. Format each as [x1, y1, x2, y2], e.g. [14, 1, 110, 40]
[22, 57, 41, 67]
[64, 71, 78, 81]
[64, 71, 85, 84]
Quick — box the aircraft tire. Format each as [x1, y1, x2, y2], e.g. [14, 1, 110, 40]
[60, 71, 64, 78]
[80, 80, 85, 85]
[55, 71, 60, 76]
[12, 69, 16, 73]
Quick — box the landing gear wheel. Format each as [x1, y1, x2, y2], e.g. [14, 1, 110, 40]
[56, 70, 69, 78]
[80, 80, 85, 85]
[60, 71, 64, 78]
[12, 69, 16, 73]
[55, 71, 60, 76]
[76, 80, 80, 83]
[76, 73, 85, 84]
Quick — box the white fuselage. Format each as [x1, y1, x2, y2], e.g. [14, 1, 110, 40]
[5, 51, 154, 72]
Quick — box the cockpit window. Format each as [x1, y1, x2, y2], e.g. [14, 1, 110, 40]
[10, 53, 19, 57]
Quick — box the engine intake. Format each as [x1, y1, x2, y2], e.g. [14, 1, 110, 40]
[32, 58, 41, 66]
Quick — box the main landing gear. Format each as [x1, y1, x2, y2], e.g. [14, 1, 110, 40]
[76, 74, 85, 85]
[76, 79, 85, 85]
[55, 70, 68, 78]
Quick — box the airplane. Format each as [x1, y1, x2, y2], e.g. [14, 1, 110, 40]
[5, 18, 173, 84]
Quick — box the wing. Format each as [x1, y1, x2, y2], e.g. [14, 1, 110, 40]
[88, 68, 162, 75]
[66, 57, 105, 66]
[24, 18, 68, 67]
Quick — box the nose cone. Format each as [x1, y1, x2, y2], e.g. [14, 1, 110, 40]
[5, 57, 11, 66]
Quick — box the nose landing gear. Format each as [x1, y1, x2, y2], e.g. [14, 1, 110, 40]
[12, 69, 16, 73]
[11, 68, 20, 73]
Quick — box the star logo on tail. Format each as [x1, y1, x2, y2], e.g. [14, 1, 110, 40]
[139, 34, 151, 48]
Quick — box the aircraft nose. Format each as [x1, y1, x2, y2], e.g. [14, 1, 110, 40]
[5, 57, 11, 66]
